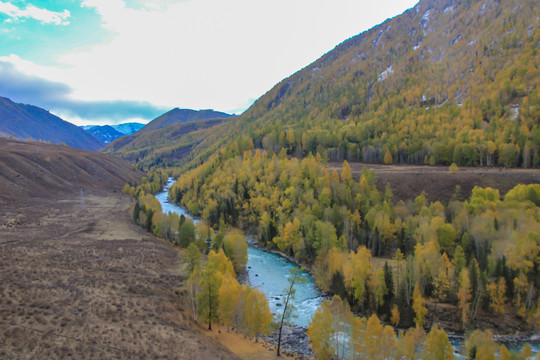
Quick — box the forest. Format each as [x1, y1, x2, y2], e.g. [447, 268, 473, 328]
[169, 150, 539, 334]
[123, 153, 539, 358]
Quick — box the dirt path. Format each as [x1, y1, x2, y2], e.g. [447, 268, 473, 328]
[0, 191, 238, 359]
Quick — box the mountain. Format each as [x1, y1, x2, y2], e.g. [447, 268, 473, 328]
[224, 0, 539, 168]
[80, 122, 145, 144]
[139, 108, 233, 133]
[0, 96, 105, 151]
[105, 117, 230, 168]
[84, 125, 125, 144]
[112, 122, 145, 135]
[105, 108, 234, 168]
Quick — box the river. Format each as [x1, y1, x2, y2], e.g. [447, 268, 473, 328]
[155, 178, 538, 357]
[155, 178, 323, 328]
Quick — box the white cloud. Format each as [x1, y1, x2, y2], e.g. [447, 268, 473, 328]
[69, 0, 419, 113]
[5, 0, 419, 121]
[0, 2, 70, 25]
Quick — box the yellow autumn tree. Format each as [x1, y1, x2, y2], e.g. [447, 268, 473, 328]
[343, 246, 372, 307]
[390, 304, 400, 327]
[222, 229, 248, 273]
[412, 284, 428, 329]
[371, 266, 388, 309]
[207, 249, 235, 277]
[218, 273, 241, 330]
[499, 345, 512, 360]
[242, 287, 273, 338]
[433, 258, 450, 302]
[307, 300, 335, 360]
[364, 314, 384, 359]
[328, 295, 353, 359]
[422, 324, 454, 360]
[487, 277, 506, 315]
[457, 268, 472, 326]
[383, 149, 393, 165]
[520, 343, 533, 360]
[465, 330, 497, 360]
[397, 327, 425, 360]
[341, 160, 353, 183]
[349, 316, 367, 358]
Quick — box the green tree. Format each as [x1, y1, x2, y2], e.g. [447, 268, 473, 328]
[178, 218, 196, 247]
[198, 260, 222, 330]
[183, 243, 201, 275]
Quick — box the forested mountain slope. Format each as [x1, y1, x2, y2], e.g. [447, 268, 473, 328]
[0, 96, 105, 151]
[236, 0, 539, 167]
[139, 108, 232, 133]
[105, 117, 231, 168]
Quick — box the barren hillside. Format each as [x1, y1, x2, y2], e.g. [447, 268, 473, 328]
[0, 140, 240, 359]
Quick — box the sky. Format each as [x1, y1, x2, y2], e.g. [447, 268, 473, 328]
[0, 0, 419, 125]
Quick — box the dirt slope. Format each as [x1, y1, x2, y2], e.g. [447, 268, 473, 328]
[0, 138, 141, 204]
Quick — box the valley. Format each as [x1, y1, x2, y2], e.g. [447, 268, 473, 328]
[0, 0, 538, 357]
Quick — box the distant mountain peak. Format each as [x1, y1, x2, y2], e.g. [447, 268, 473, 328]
[80, 122, 145, 143]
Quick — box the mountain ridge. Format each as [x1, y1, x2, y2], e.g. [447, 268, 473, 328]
[84, 125, 124, 144]
[0, 96, 105, 151]
[139, 108, 233, 133]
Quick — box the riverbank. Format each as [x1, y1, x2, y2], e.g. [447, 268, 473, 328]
[207, 324, 309, 360]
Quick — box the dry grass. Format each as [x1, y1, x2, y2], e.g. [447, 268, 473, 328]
[0, 191, 241, 359]
[328, 162, 540, 204]
[0, 139, 241, 359]
[206, 325, 303, 360]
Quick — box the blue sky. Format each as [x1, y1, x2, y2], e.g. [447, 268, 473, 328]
[0, 0, 419, 125]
